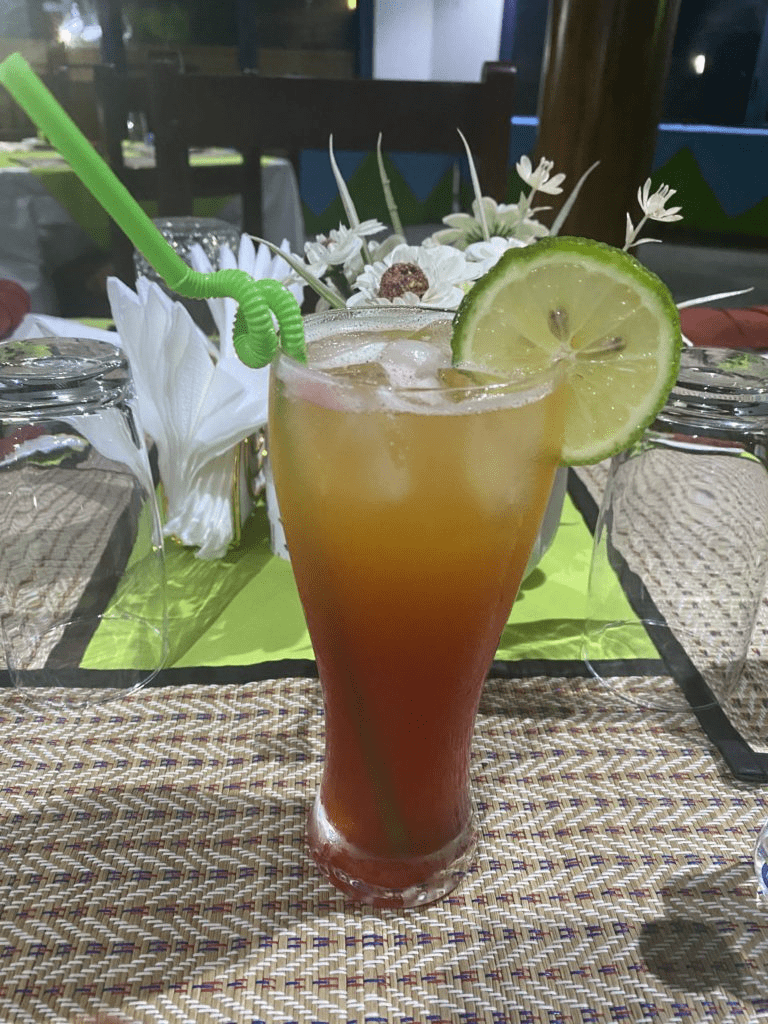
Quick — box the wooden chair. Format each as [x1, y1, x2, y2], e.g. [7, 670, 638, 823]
[95, 63, 516, 283]
[94, 61, 228, 282]
[93, 65, 160, 283]
[148, 62, 515, 229]
[43, 67, 102, 142]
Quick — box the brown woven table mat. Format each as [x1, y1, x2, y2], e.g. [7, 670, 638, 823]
[1, 673, 767, 1023]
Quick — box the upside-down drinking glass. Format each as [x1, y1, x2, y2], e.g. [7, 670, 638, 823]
[268, 307, 564, 907]
[0, 337, 167, 708]
[583, 346, 768, 714]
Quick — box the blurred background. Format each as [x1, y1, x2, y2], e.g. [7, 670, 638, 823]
[2, 0, 764, 122]
[1, 0, 767, 316]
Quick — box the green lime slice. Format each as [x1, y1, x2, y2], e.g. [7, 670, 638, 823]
[452, 235, 682, 465]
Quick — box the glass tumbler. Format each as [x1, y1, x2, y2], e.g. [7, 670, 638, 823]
[133, 215, 241, 332]
[269, 307, 564, 907]
[583, 346, 768, 713]
[0, 337, 167, 708]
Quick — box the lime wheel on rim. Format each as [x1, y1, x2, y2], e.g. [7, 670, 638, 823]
[452, 235, 682, 465]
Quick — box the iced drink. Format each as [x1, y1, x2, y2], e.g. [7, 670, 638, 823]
[268, 307, 563, 907]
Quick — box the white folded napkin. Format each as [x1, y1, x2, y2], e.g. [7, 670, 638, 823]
[12, 281, 266, 559]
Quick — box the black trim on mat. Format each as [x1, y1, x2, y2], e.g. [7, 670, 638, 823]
[560, 657, 666, 680]
[0, 661, 318, 691]
[0, 658, 613, 690]
[12, 466, 764, 782]
[145, 660, 321, 686]
[144, 658, 631, 686]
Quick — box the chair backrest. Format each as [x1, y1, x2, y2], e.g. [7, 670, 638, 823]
[95, 63, 247, 282]
[96, 69, 159, 168]
[148, 63, 516, 234]
[95, 63, 516, 282]
[95, 64, 251, 196]
[43, 68, 102, 141]
[93, 65, 160, 283]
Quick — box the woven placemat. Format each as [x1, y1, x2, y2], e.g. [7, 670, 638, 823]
[1, 674, 767, 1023]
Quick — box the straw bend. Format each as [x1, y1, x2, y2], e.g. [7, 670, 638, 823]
[174, 269, 306, 367]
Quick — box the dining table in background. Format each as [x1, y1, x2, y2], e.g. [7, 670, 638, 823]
[1, 462, 768, 1022]
[0, 139, 306, 315]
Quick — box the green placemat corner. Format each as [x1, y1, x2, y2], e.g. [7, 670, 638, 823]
[83, 488, 657, 672]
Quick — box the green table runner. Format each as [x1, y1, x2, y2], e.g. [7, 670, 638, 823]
[82, 484, 655, 672]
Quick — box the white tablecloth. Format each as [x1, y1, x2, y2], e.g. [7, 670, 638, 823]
[0, 154, 305, 314]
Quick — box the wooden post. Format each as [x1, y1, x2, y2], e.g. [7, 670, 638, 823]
[534, 0, 682, 246]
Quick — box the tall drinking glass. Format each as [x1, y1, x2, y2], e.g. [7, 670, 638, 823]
[268, 307, 564, 907]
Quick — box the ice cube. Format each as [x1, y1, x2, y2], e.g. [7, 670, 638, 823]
[404, 323, 453, 346]
[311, 338, 388, 369]
[379, 340, 447, 389]
[434, 366, 510, 405]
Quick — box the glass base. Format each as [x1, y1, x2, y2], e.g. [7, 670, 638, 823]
[583, 619, 726, 712]
[307, 795, 477, 909]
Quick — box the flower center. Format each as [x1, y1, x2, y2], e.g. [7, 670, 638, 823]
[378, 262, 429, 300]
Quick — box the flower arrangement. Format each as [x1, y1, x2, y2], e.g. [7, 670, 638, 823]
[256, 135, 684, 314]
[11, 136, 738, 562]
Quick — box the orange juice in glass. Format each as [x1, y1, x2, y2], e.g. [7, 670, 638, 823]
[268, 307, 563, 907]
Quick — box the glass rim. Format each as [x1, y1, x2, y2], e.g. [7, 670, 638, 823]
[275, 306, 563, 399]
[653, 346, 768, 438]
[670, 345, 768, 405]
[0, 336, 133, 419]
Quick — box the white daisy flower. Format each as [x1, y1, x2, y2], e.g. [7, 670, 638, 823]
[328, 229, 406, 292]
[347, 242, 477, 310]
[464, 235, 528, 276]
[304, 220, 386, 279]
[430, 196, 549, 250]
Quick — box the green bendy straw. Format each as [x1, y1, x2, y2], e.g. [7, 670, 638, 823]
[0, 53, 305, 367]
